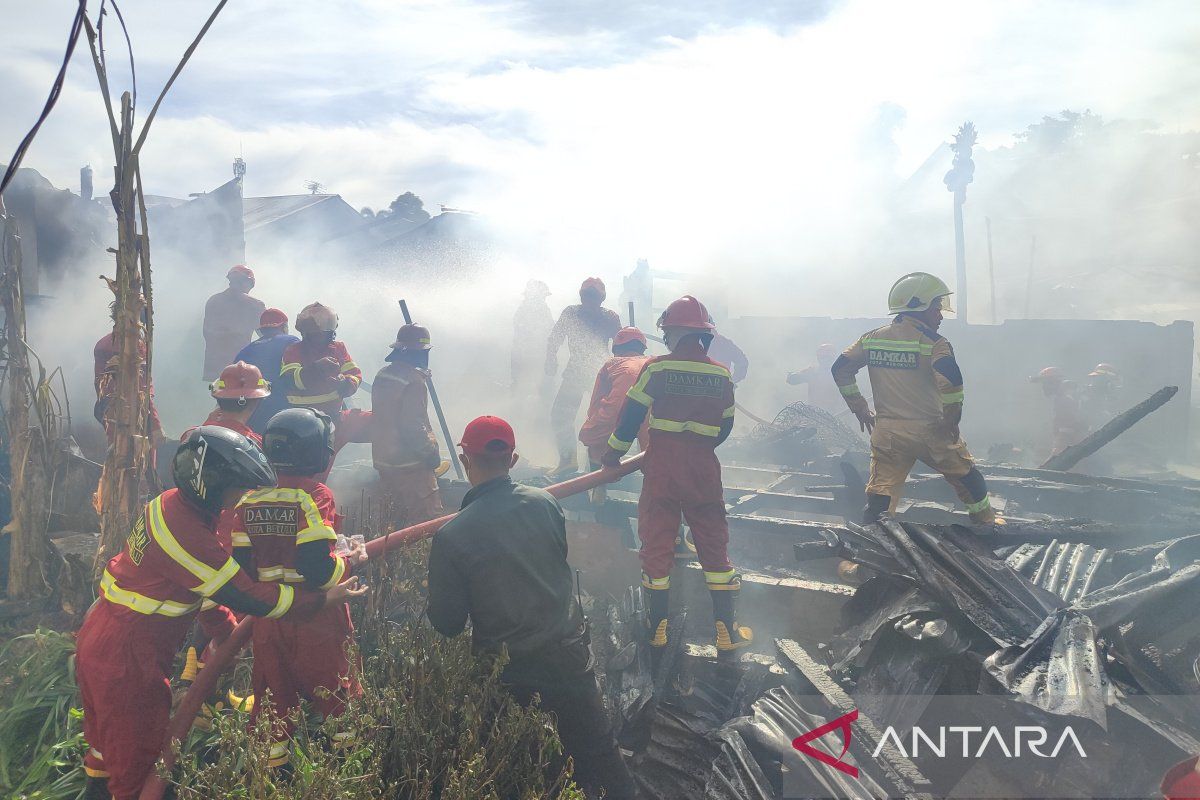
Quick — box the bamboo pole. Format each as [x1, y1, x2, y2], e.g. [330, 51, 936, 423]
[139, 454, 645, 800]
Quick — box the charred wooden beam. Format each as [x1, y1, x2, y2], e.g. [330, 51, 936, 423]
[1040, 386, 1179, 472]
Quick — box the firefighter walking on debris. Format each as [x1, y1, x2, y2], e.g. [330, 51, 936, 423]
[75, 427, 366, 800]
[832, 272, 998, 525]
[602, 295, 753, 654]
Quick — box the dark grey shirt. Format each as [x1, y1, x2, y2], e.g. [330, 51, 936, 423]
[427, 476, 576, 656]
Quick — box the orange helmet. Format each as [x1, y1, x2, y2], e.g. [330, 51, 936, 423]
[580, 277, 606, 298]
[295, 302, 338, 333]
[1091, 362, 1119, 377]
[657, 295, 715, 331]
[211, 361, 271, 401]
[259, 308, 288, 329]
[613, 326, 647, 348]
[1029, 366, 1063, 383]
[392, 323, 432, 351]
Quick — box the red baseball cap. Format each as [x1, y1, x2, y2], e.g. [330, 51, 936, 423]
[259, 308, 288, 328]
[458, 415, 516, 455]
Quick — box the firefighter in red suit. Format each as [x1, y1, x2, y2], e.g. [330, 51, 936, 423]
[75, 427, 366, 800]
[277, 302, 371, 456]
[602, 296, 752, 654]
[183, 361, 272, 447]
[371, 324, 447, 528]
[232, 408, 368, 769]
[579, 326, 650, 468]
[181, 361, 272, 553]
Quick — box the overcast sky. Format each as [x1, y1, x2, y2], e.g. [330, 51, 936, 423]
[3, 0, 1199, 275]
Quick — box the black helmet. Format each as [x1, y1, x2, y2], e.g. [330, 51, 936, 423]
[263, 408, 335, 475]
[174, 425, 276, 513]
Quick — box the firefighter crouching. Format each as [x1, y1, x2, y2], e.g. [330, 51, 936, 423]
[371, 323, 447, 528]
[232, 408, 369, 770]
[601, 295, 752, 654]
[832, 272, 998, 525]
[75, 427, 366, 800]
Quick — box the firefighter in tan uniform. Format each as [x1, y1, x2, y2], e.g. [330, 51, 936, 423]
[832, 272, 998, 525]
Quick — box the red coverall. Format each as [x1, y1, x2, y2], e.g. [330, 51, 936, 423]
[371, 360, 445, 527]
[607, 340, 736, 586]
[231, 476, 359, 765]
[202, 287, 265, 381]
[578, 354, 650, 466]
[76, 489, 323, 800]
[278, 340, 371, 457]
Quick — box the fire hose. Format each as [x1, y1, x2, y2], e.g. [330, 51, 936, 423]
[138, 453, 645, 800]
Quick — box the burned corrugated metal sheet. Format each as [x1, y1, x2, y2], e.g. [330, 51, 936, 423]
[862, 519, 1064, 647]
[1005, 539, 1111, 603]
[984, 610, 1110, 726]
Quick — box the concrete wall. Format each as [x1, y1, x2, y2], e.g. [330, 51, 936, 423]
[724, 315, 1194, 463]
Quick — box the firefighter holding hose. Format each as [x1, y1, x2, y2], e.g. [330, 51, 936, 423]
[75, 427, 365, 800]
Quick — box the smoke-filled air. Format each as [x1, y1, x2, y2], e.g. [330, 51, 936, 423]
[2, 2, 1200, 799]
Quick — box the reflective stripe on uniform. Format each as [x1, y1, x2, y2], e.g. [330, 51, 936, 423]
[641, 572, 670, 590]
[704, 569, 739, 588]
[100, 569, 202, 617]
[940, 390, 964, 405]
[839, 383, 862, 397]
[647, 416, 721, 437]
[321, 557, 347, 590]
[862, 338, 934, 355]
[256, 565, 305, 583]
[627, 358, 731, 406]
[966, 495, 992, 514]
[231, 530, 251, 547]
[722, 405, 735, 419]
[146, 497, 238, 596]
[266, 585, 295, 619]
[287, 391, 340, 405]
[608, 433, 634, 452]
[280, 362, 304, 390]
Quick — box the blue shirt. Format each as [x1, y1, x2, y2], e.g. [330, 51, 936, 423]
[234, 333, 300, 433]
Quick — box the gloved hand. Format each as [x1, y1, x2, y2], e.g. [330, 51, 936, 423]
[601, 447, 624, 468]
[335, 377, 357, 397]
[853, 407, 876, 435]
[941, 403, 963, 442]
[314, 356, 341, 378]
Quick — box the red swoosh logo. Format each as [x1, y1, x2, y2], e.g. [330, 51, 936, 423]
[792, 709, 860, 778]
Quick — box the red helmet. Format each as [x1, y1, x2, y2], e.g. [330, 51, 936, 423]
[613, 327, 647, 348]
[259, 308, 288, 329]
[227, 264, 255, 282]
[1029, 366, 1063, 384]
[1092, 362, 1119, 377]
[392, 323, 432, 351]
[657, 295, 715, 331]
[580, 277, 606, 298]
[211, 361, 271, 401]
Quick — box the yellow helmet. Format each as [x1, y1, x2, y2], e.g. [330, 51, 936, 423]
[887, 272, 954, 315]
